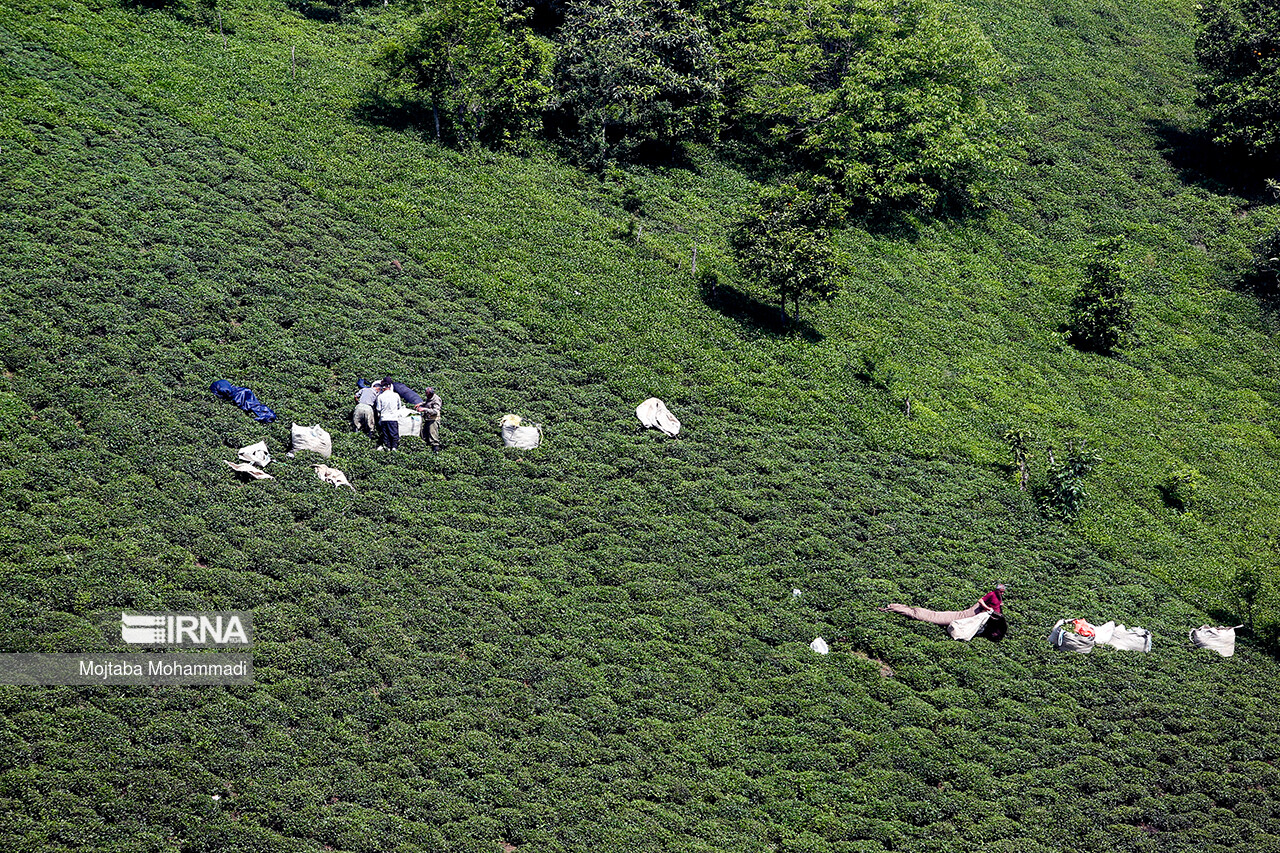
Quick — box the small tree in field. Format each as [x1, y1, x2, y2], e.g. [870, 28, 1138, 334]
[1068, 237, 1135, 356]
[729, 180, 844, 325]
[1041, 439, 1101, 522]
[1003, 429, 1032, 491]
[1254, 227, 1280, 295]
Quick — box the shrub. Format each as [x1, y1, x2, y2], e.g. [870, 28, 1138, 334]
[1161, 467, 1202, 512]
[1067, 237, 1135, 356]
[1253, 227, 1280, 295]
[1040, 439, 1101, 522]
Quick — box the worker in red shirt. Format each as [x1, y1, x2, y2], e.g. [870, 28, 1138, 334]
[978, 583, 1006, 615]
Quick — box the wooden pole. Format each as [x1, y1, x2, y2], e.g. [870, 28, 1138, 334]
[691, 242, 697, 274]
[291, 46, 297, 82]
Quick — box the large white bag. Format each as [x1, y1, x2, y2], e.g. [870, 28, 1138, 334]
[290, 423, 333, 458]
[1095, 621, 1152, 652]
[636, 398, 681, 437]
[946, 611, 991, 642]
[1049, 619, 1096, 653]
[1191, 625, 1240, 657]
[396, 410, 423, 438]
[237, 440, 271, 467]
[500, 414, 542, 449]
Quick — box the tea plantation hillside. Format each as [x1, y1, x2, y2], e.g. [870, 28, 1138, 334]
[3, 0, 1280, 851]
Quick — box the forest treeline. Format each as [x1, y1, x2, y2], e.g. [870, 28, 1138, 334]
[370, 0, 1017, 215]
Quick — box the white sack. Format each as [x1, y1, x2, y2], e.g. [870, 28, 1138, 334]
[223, 460, 273, 480]
[290, 423, 333, 458]
[636, 397, 681, 437]
[397, 410, 423, 438]
[237, 440, 272, 467]
[946, 611, 991, 642]
[809, 637, 830, 655]
[1191, 625, 1240, 657]
[1096, 621, 1152, 653]
[1049, 619, 1096, 653]
[500, 414, 542, 449]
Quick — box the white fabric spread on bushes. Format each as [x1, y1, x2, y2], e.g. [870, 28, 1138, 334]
[314, 464, 355, 491]
[223, 460, 273, 480]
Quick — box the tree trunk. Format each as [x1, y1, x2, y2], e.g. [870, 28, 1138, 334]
[433, 105, 441, 141]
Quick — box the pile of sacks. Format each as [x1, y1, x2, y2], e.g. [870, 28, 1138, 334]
[222, 428, 355, 492]
[1048, 618, 1153, 653]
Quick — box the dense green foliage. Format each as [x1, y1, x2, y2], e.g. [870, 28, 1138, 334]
[1041, 439, 1103, 522]
[728, 0, 1012, 211]
[1067, 237, 1136, 355]
[554, 0, 723, 162]
[1194, 0, 1280, 160]
[4, 0, 1280, 850]
[375, 0, 1011, 210]
[375, 0, 552, 146]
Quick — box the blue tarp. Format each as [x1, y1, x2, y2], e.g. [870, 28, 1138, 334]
[210, 379, 277, 423]
[381, 378, 424, 406]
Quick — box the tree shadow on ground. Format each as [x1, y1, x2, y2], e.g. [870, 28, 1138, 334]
[1146, 120, 1272, 198]
[697, 277, 823, 342]
[351, 89, 432, 136]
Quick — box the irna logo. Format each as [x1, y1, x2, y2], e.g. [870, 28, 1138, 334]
[120, 612, 252, 646]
